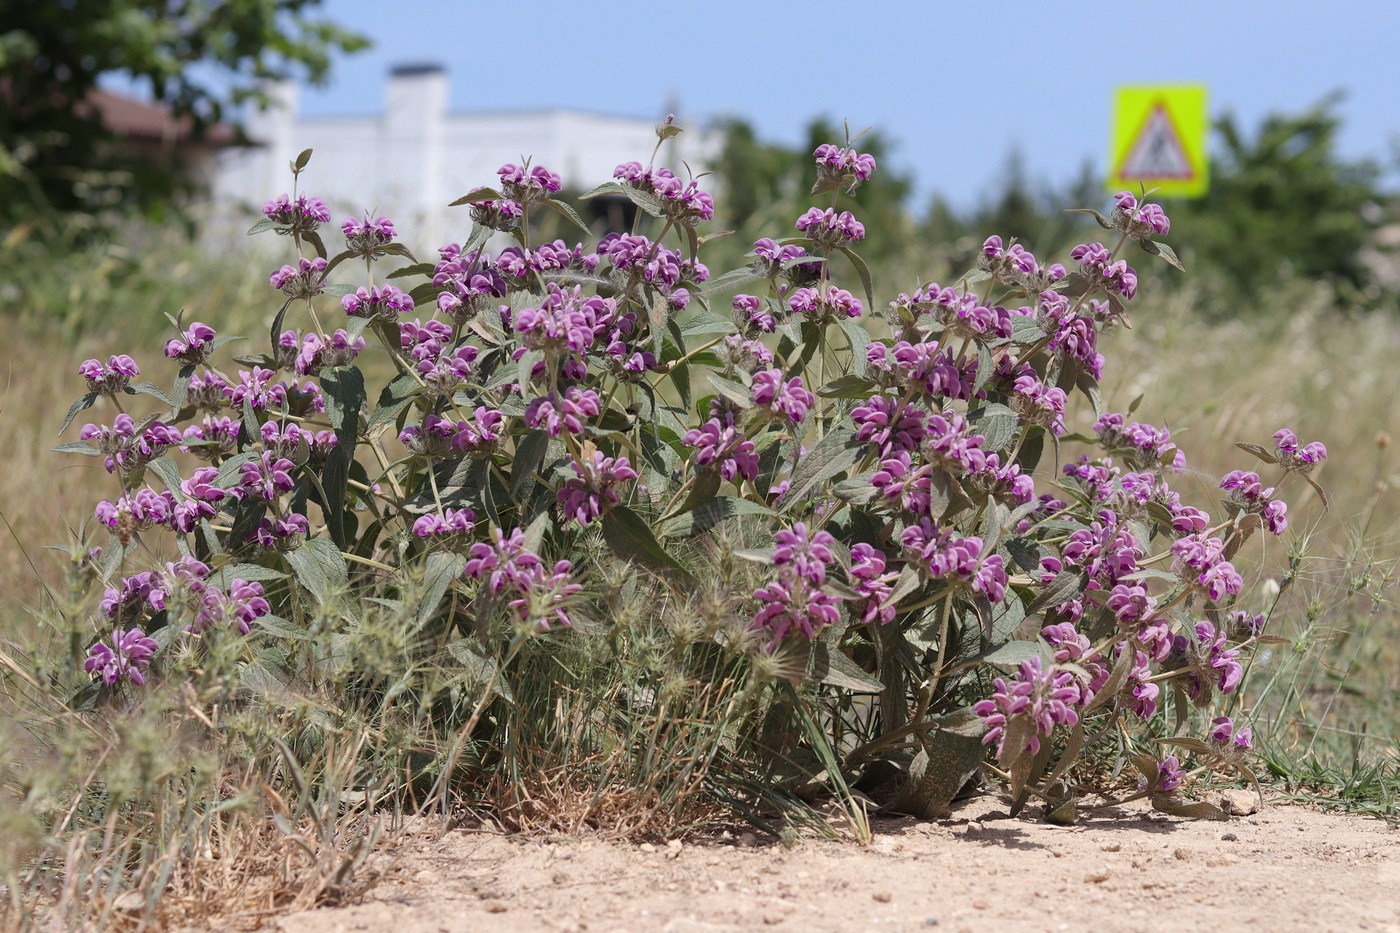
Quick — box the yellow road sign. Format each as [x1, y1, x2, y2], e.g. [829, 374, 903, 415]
[1109, 85, 1209, 199]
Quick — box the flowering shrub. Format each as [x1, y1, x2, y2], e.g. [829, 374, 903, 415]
[54, 128, 1327, 826]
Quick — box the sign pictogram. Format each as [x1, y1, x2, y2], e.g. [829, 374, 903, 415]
[1109, 85, 1209, 198]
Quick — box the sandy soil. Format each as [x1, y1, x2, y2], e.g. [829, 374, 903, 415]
[265, 794, 1400, 933]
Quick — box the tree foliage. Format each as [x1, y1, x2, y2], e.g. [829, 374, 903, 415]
[1173, 95, 1383, 304]
[0, 0, 368, 233]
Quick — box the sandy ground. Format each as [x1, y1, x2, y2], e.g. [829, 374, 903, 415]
[264, 794, 1400, 933]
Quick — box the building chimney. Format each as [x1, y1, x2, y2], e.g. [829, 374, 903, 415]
[382, 64, 448, 237]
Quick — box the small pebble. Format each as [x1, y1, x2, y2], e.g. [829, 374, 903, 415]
[639, 842, 656, 853]
[1221, 832, 1239, 841]
[1083, 867, 1111, 883]
[972, 899, 989, 909]
[1173, 847, 1192, 860]
[873, 891, 892, 903]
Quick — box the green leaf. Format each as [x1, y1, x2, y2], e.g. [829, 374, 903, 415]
[209, 563, 288, 586]
[510, 430, 549, 501]
[622, 186, 664, 218]
[540, 197, 593, 236]
[1003, 536, 1046, 573]
[836, 317, 871, 364]
[808, 642, 882, 693]
[600, 505, 695, 586]
[1064, 207, 1114, 230]
[368, 372, 419, 431]
[817, 374, 877, 400]
[578, 181, 627, 199]
[705, 373, 753, 409]
[319, 365, 365, 550]
[662, 495, 773, 537]
[832, 472, 879, 505]
[775, 424, 863, 512]
[417, 552, 467, 628]
[303, 229, 328, 260]
[887, 728, 986, 819]
[126, 381, 174, 407]
[679, 311, 737, 337]
[147, 457, 183, 498]
[387, 261, 436, 281]
[448, 187, 503, 206]
[835, 246, 874, 309]
[976, 639, 1050, 669]
[284, 538, 351, 610]
[1024, 569, 1086, 615]
[294, 148, 313, 170]
[58, 392, 98, 436]
[246, 218, 283, 236]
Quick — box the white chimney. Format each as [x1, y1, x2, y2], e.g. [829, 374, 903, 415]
[382, 64, 448, 241]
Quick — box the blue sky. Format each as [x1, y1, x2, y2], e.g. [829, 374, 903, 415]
[295, 0, 1398, 210]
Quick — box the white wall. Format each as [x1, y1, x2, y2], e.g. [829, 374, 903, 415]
[210, 70, 717, 255]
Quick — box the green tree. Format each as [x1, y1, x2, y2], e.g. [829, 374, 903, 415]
[0, 0, 368, 234]
[1174, 95, 1382, 305]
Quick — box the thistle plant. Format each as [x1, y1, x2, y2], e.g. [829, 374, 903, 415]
[50, 121, 1329, 830]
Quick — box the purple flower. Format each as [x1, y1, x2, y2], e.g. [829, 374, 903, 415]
[557, 451, 638, 526]
[181, 415, 239, 460]
[341, 213, 397, 254]
[733, 294, 775, 333]
[296, 329, 365, 376]
[1113, 191, 1171, 237]
[1272, 428, 1327, 473]
[1011, 375, 1068, 436]
[399, 414, 459, 459]
[773, 523, 837, 585]
[813, 143, 877, 192]
[1123, 650, 1160, 720]
[79, 355, 140, 396]
[264, 192, 330, 227]
[235, 451, 297, 502]
[497, 162, 561, 203]
[1171, 535, 1243, 602]
[1170, 620, 1244, 700]
[172, 466, 227, 533]
[1221, 470, 1289, 535]
[164, 322, 217, 366]
[515, 284, 615, 358]
[268, 256, 327, 300]
[973, 657, 1082, 762]
[186, 372, 230, 411]
[1153, 755, 1185, 793]
[751, 369, 815, 424]
[794, 207, 865, 247]
[94, 488, 177, 542]
[413, 508, 478, 547]
[683, 418, 759, 483]
[900, 519, 1007, 602]
[188, 579, 272, 635]
[1209, 716, 1253, 752]
[227, 367, 287, 411]
[525, 386, 601, 437]
[85, 628, 158, 686]
[788, 284, 863, 321]
[850, 543, 899, 625]
[851, 395, 928, 456]
[250, 513, 310, 552]
[751, 573, 842, 651]
[341, 284, 414, 322]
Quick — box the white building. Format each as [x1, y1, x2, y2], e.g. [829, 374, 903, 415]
[211, 64, 716, 250]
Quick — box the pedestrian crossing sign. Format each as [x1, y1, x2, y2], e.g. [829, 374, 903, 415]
[1109, 85, 1209, 199]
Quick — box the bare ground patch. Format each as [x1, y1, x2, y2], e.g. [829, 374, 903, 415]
[243, 795, 1400, 933]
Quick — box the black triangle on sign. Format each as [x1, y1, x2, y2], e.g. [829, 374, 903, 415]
[1120, 104, 1193, 180]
